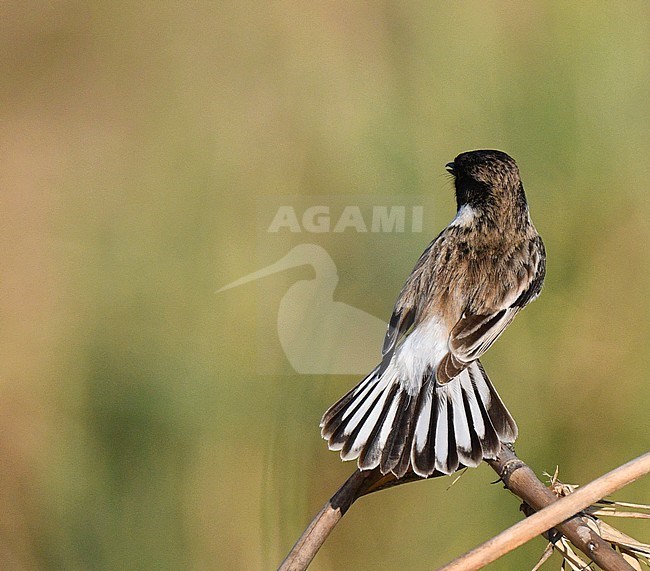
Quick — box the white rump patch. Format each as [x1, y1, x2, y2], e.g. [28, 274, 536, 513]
[384, 317, 449, 395]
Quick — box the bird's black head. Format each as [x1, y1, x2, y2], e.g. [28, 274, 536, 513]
[446, 150, 526, 215]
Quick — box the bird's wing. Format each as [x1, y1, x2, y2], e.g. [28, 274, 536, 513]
[437, 236, 546, 383]
[380, 304, 416, 364]
[379, 231, 448, 371]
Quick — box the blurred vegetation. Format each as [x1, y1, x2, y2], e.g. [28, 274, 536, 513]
[0, 2, 648, 570]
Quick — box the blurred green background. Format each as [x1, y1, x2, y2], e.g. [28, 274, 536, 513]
[1, 2, 649, 569]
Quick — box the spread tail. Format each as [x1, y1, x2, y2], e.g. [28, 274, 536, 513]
[320, 360, 517, 477]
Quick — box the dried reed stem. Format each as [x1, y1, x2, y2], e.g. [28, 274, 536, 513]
[279, 447, 650, 571]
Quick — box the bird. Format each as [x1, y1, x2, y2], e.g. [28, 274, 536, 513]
[320, 150, 546, 478]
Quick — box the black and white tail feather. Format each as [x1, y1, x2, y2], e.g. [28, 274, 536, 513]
[320, 360, 517, 478]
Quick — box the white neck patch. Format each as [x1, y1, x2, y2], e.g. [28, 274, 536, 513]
[450, 204, 476, 227]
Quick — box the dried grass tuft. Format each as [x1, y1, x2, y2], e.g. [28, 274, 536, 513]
[530, 468, 650, 570]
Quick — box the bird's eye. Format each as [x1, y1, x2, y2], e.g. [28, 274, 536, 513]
[445, 162, 456, 175]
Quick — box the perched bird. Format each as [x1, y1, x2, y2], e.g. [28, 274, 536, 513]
[321, 150, 545, 478]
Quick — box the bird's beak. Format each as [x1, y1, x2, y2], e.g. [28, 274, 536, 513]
[445, 162, 456, 175]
